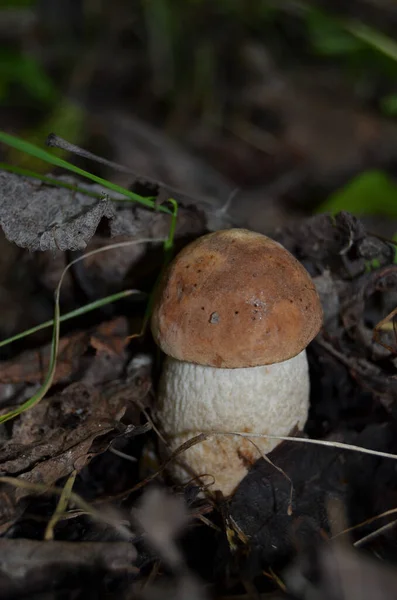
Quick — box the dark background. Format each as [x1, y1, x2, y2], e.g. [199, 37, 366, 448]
[2, 0, 397, 234]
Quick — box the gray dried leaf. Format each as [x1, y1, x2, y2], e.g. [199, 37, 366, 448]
[0, 171, 115, 251]
[0, 170, 210, 256]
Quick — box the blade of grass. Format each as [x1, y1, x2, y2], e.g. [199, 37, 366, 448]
[45, 470, 77, 541]
[129, 198, 178, 340]
[163, 198, 178, 257]
[345, 21, 397, 62]
[0, 162, 112, 201]
[279, 2, 397, 63]
[0, 131, 172, 214]
[0, 476, 132, 540]
[0, 237, 166, 425]
[0, 289, 144, 348]
[46, 134, 218, 208]
[0, 274, 61, 424]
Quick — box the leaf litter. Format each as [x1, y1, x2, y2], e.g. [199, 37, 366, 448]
[1, 194, 397, 598]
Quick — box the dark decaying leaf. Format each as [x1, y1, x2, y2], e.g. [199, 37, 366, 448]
[0, 538, 137, 600]
[276, 211, 368, 274]
[221, 423, 397, 578]
[277, 212, 397, 411]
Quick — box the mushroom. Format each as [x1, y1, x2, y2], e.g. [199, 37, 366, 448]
[151, 229, 323, 496]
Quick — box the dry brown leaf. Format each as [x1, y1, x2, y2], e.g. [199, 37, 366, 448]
[0, 380, 130, 532]
[0, 317, 130, 388]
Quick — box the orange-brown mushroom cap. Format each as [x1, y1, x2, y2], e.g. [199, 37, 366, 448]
[151, 229, 323, 368]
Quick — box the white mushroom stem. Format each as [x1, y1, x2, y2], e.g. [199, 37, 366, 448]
[156, 350, 310, 496]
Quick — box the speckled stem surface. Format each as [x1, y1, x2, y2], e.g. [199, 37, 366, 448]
[156, 350, 309, 496]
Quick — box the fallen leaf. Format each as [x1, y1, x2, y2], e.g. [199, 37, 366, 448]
[0, 380, 128, 532]
[0, 170, 116, 251]
[0, 317, 130, 388]
[0, 331, 91, 386]
[0, 170, 209, 257]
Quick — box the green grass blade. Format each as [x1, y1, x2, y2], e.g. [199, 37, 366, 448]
[0, 131, 172, 214]
[163, 198, 178, 254]
[0, 162, 109, 200]
[345, 21, 397, 62]
[0, 237, 165, 424]
[45, 470, 77, 540]
[0, 282, 60, 424]
[138, 198, 179, 336]
[0, 289, 143, 348]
